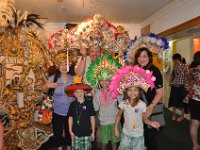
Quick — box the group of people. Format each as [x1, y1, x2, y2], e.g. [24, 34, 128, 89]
[0, 46, 199, 150]
[43, 46, 164, 150]
[169, 51, 200, 150]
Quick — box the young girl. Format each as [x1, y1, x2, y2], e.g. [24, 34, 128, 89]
[66, 78, 96, 150]
[86, 53, 122, 150]
[109, 65, 160, 150]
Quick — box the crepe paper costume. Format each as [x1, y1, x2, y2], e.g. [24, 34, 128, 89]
[0, 0, 15, 28]
[124, 33, 169, 64]
[86, 52, 122, 87]
[114, 25, 131, 53]
[109, 65, 156, 99]
[48, 29, 69, 53]
[48, 29, 79, 71]
[69, 14, 127, 53]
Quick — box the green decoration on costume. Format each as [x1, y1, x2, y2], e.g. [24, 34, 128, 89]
[86, 52, 122, 87]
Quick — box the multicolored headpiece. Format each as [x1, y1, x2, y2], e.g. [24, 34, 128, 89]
[86, 53, 122, 87]
[109, 65, 156, 98]
[69, 14, 128, 53]
[114, 25, 130, 53]
[124, 33, 169, 64]
[48, 29, 78, 69]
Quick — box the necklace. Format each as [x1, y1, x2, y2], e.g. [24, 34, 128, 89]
[76, 101, 84, 126]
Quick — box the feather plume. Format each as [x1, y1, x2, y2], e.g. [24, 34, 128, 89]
[109, 65, 155, 99]
[0, 0, 15, 27]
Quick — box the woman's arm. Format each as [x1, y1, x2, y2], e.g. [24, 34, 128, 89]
[114, 109, 123, 138]
[0, 122, 4, 150]
[90, 116, 95, 141]
[68, 116, 75, 140]
[143, 114, 160, 129]
[75, 48, 87, 76]
[43, 81, 59, 93]
[145, 87, 163, 118]
[75, 57, 87, 76]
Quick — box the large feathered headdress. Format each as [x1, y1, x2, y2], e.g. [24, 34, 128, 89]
[109, 65, 156, 99]
[124, 33, 169, 64]
[48, 29, 78, 69]
[86, 53, 122, 87]
[70, 14, 123, 52]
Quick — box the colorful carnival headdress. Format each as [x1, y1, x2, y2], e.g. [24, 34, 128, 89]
[86, 53, 122, 87]
[109, 65, 156, 99]
[114, 25, 131, 53]
[48, 29, 78, 69]
[69, 14, 126, 53]
[48, 29, 69, 53]
[124, 33, 169, 64]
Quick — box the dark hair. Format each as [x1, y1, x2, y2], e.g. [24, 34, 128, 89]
[182, 58, 186, 64]
[48, 65, 58, 77]
[190, 51, 200, 68]
[52, 64, 75, 78]
[190, 61, 196, 69]
[134, 47, 153, 69]
[172, 53, 182, 61]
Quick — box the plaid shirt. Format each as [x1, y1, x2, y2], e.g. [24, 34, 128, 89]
[170, 63, 189, 86]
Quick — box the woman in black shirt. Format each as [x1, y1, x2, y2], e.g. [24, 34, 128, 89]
[134, 47, 163, 150]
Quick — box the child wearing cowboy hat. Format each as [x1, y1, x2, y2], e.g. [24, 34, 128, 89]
[66, 76, 96, 150]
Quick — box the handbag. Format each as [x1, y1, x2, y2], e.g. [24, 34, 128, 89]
[38, 76, 58, 125]
[141, 91, 165, 129]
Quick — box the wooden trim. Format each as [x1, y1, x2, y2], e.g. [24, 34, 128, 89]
[158, 16, 200, 37]
[141, 24, 150, 35]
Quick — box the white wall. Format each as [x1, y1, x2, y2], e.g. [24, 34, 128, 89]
[176, 38, 193, 64]
[37, 22, 66, 47]
[141, 0, 200, 34]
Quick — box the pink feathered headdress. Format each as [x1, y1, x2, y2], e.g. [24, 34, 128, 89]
[109, 65, 156, 99]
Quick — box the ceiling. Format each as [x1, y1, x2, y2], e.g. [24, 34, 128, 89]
[15, 0, 174, 23]
[166, 25, 200, 41]
[15, 0, 200, 40]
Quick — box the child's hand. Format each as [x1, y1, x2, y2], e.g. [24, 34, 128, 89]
[70, 132, 75, 141]
[91, 132, 95, 141]
[114, 128, 119, 138]
[150, 121, 160, 129]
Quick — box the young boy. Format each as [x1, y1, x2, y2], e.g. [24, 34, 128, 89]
[66, 82, 96, 150]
